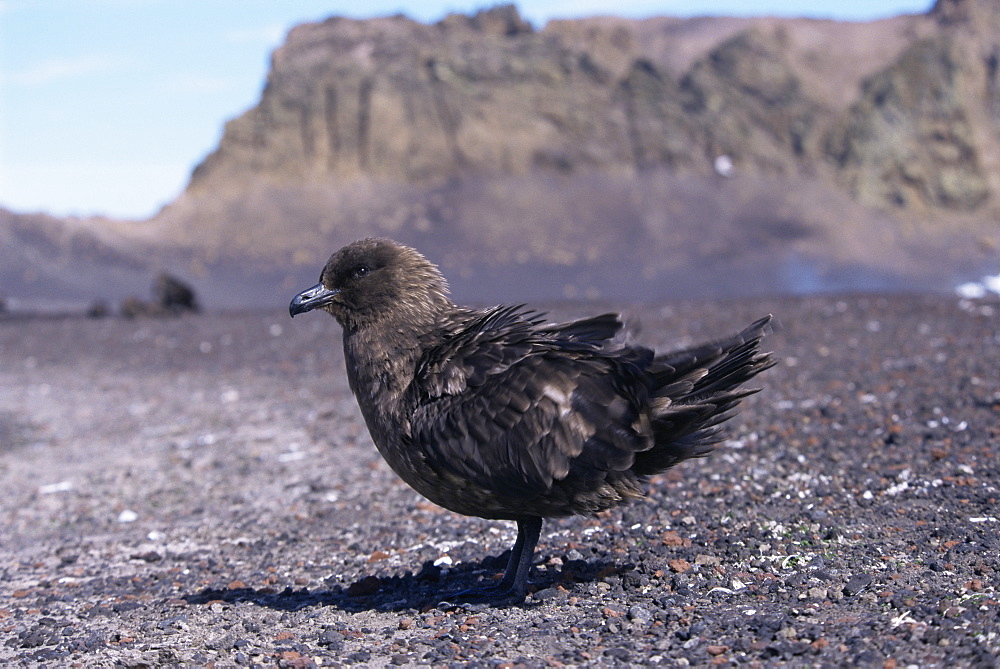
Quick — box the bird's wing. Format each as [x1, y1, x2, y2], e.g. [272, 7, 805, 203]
[408, 306, 651, 500]
[414, 305, 543, 396]
[416, 307, 624, 395]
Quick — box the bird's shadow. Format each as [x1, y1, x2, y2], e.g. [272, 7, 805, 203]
[184, 552, 621, 612]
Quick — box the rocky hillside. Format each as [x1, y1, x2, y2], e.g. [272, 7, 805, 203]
[4, 0, 999, 310]
[186, 0, 1000, 212]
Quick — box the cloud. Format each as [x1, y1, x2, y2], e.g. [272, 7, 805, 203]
[2, 54, 131, 86]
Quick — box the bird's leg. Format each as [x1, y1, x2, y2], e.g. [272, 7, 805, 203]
[490, 517, 530, 591]
[496, 517, 542, 603]
[439, 517, 542, 606]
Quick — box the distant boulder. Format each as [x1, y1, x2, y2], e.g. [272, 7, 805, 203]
[119, 273, 200, 318]
[154, 273, 200, 314]
[86, 300, 110, 318]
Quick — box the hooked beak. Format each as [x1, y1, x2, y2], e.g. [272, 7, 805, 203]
[289, 283, 339, 317]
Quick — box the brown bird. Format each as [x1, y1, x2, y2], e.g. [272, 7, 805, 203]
[290, 238, 774, 605]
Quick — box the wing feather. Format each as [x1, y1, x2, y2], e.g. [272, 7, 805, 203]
[406, 306, 651, 502]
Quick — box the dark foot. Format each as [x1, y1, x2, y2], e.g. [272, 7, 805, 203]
[436, 582, 528, 609]
[435, 517, 542, 610]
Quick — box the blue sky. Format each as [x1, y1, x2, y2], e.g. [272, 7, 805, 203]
[0, 0, 933, 220]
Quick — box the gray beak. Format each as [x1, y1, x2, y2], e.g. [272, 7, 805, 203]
[289, 283, 339, 317]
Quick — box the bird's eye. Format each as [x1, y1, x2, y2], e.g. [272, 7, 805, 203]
[353, 266, 370, 278]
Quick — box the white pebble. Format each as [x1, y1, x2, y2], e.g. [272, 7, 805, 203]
[118, 509, 139, 523]
[39, 481, 73, 495]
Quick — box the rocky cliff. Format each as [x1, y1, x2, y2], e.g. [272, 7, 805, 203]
[4, 1, 999, 310]
[183, 2, 1000, 209]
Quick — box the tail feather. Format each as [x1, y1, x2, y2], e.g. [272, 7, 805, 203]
[541, 313, 623, 344]
[633, 315, 775, 476]
[653, 315, 772, 379]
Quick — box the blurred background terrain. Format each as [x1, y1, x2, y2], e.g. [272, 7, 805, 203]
[2, 0, 999, 311]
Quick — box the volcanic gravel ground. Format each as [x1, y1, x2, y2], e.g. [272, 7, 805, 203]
[0, 294, 998, 667]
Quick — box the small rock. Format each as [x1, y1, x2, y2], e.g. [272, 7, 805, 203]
[318, 630, 344, 649]
[603, 647, 630, 661]
[669, 559, 692, 573]
[777, 626, 798, 640]
[117, 509, 139, 523]
[603, 605, 625, 618]
[843, 574, 873, 596]
[662, 531, 688, 546]
[808, 586, 828, 600]
[628, 605, 653, 624]
[38, 481, 73, 495]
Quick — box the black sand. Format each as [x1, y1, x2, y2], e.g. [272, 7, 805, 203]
[1, 294, 997, 667]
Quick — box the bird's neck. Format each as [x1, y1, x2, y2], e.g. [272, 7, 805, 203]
[340, 310, 445, 412]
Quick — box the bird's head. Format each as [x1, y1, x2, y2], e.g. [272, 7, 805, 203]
[289, 238, 451, 330]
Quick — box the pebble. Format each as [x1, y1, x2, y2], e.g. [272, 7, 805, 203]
[844, 574, 874, 597]
[117, 509, 139, 523]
